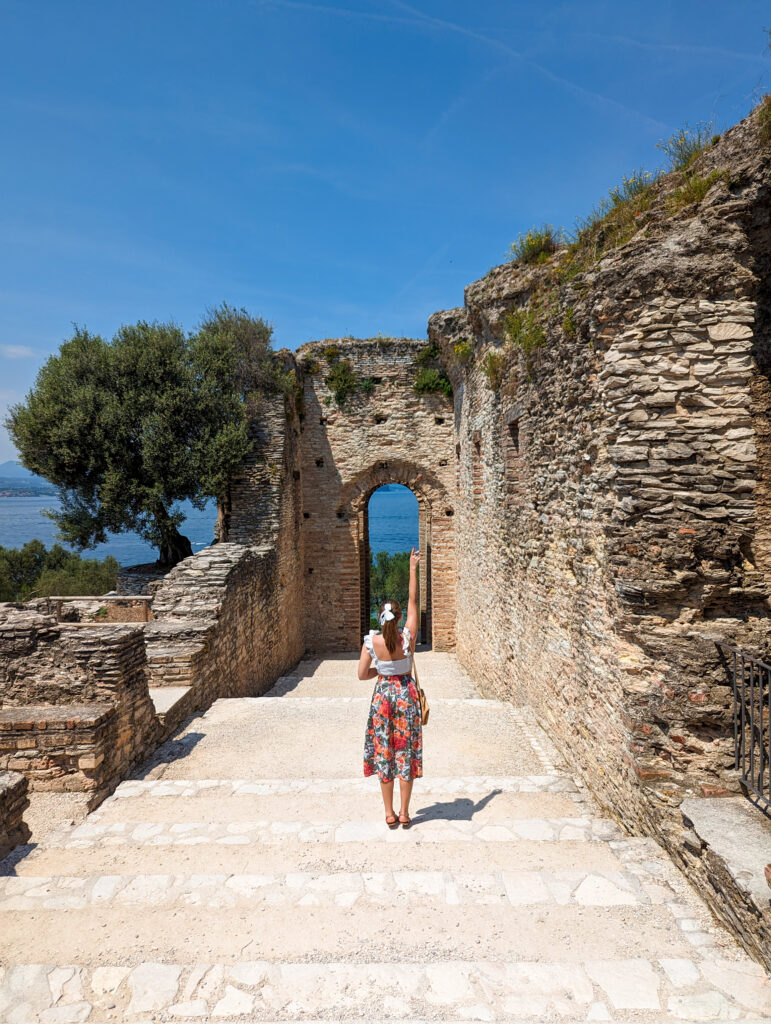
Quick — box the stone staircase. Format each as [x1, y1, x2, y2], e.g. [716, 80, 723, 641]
[1, 652, 770, 1022]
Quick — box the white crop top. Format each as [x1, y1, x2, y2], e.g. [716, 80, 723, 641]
[364, 627, 413, 677]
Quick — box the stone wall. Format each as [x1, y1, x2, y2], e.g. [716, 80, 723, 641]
[0, 609, 158, 802]
[429, 108, 771, 959]
[295, 339, 456, 653]
[0, 770, 29, 858]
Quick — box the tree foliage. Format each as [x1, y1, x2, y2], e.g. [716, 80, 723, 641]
[0, 540, 118, 601]
[7, 304, 277, 566]
[369, 549, 412, 628]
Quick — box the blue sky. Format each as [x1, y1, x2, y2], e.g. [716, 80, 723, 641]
[1, 0, 769, 461]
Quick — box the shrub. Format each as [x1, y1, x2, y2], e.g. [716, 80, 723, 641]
[504, 308, 546, 355]
[453, 339, 474, 364]
[656, 121, 714, 171]
[0, 540, 119, 602]
[668, 168, 726, 211]
[482, 351, 505, 391]
[414, 342, 441, 367]
[360, 377, 375, 396]
[375, 333, 393, 347]
[302, 357, 320, 374]
[759, 94, 771, 144]
[608, 168, 656, 207]
[562, 306, 576, 339]
[326, 359, 359, 405]
[508, 224, 563, 265]
[323, 344, 340, 363]
[413, 367, 452, 398]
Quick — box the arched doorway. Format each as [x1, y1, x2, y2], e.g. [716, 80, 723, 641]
[343, 460, 455, 651]
[363, 484, 426, 642]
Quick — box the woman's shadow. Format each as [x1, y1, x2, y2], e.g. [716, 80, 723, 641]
[409, 789, 502, 825]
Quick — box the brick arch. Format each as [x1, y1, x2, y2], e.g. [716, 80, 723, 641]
[339, 461, 455, 650]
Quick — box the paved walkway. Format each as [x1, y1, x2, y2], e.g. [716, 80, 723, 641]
[1, 651, 770, 1022]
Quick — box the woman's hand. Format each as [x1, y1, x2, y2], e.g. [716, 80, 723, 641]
[410, 546, 421, 569]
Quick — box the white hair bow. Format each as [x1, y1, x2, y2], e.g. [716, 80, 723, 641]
[379, 603, 395, 626]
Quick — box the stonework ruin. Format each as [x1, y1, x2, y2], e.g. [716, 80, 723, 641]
[1, 104, 770, 970]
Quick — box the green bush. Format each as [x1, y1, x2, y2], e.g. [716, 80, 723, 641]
[369, 549, 411, 625]
[482, 351, 505, 391]
[302, 357, 320, 374]
[360, 377, 375, 396]
[504, 308, 546, 355]
[326, 359, 359, 405]
[323, 344, 340, 363]
[668, 168, 726, 211]
[508, 224, 563, 265]
[656, 121, 714, 171]
[453, 339, 474, 364]
[0, 540, 119, 602]
[758, 94, 771, 144]
[414, 342, 441, 367]
[608, 168, 657, 206]
[413, 367, 452, 398]
[562, 306, 577, 339]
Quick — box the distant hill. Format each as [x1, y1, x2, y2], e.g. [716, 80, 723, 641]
[0, 461, 43, 480]
[0, 461, 56, 494]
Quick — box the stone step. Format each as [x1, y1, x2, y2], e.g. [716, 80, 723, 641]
[2, 957, 769, 1023]
[101, 773, 576, 798]
[15, 836, 627, 877]
[0, 867, 665, 911]
[53, 815, 622, 848]
[0, 902, 715, 964]
[88, 788, 584, 826]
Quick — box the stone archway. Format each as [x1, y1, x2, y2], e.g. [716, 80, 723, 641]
[341, 460, 456, 650]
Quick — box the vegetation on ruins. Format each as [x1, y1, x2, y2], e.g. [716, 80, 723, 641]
[655, 120, 716, 171]
[452, 339, 474, 364]
[757, 93, 771, 143]
[482, 351, 506, 391]
[503, 307, 546, 356]
[668, 168, 728, 212]
[323, 344, 340, 363]
[0, 540, 118, 602]
[369, 549, 410, 628]
[412, 342, 452, 398]
[561, 306, 577, 339]
[508, 224, 563, 266]
[7, 304, 282, 567]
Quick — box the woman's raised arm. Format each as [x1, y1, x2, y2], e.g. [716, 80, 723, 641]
[405, 546, 420, 648]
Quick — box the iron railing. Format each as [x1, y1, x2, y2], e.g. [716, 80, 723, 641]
[718, 644, 770, 814]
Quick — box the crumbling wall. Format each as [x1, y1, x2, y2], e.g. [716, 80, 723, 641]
[430, 108, 771, 959]
[0, 770, 29, 857]
[0, 609, 158, 800]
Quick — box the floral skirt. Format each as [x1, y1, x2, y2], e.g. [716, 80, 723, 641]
[363, 674, 423, 782]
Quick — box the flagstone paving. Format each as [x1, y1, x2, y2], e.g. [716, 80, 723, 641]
[1, 651, 770, 1022]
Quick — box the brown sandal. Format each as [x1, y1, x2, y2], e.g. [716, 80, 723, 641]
[386, 811, 399, 830]
[398, 811, 412, 829]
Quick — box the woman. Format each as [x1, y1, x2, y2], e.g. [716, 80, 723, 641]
[359, 546, 422, 829]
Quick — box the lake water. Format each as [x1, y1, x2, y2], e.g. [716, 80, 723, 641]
[0, 484, 418, 565]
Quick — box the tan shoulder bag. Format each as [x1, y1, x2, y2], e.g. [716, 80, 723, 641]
[411, 649, 430, 726]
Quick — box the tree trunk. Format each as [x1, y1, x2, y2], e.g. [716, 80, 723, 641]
[156, 527, 193, 568]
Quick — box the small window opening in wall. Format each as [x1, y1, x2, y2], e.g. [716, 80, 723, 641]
[375, 414, 388, 424]
[445, 508, 454, 517]
[293, 470, 301, 481]
[319, 417, 327, 426]
[371, 376, 383, 385]
[315, 457, 324, 467]
[435, 416, 445, 425]
[307, 567, 314, 574]
[303, 512, 310, 519]
[508, 419, 520, 453]
[336, 511, 345, 519]
[439, 459, 448, 466]
[456, 443, 461, 459]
